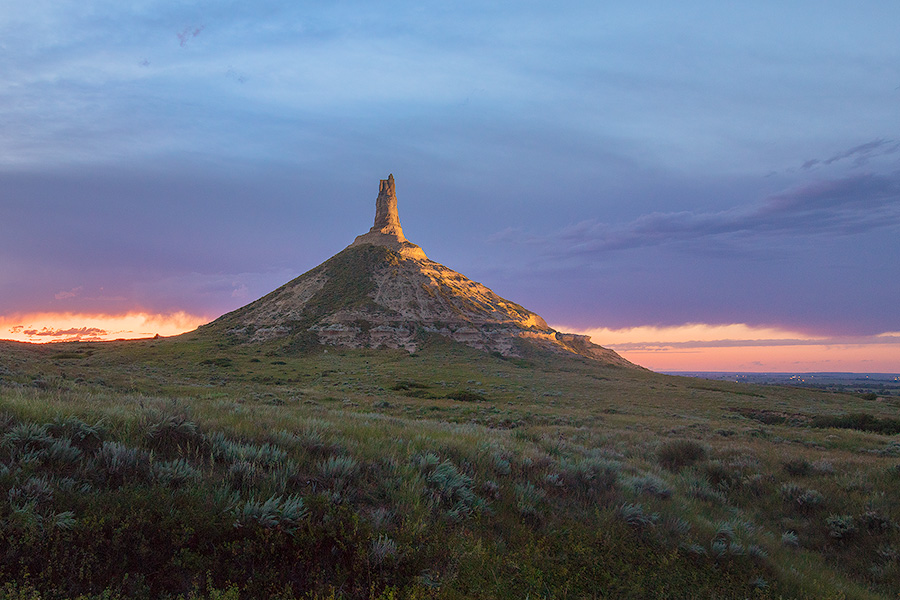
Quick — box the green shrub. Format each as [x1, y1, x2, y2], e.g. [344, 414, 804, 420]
[318, 455, 359, 484]
[47, 416, 104, 454]
[556, 457, 620, 495]
[810, 412, 900, 435]
[618, 502, 658, 530]
[227, 460, 260, 491]
[152, 458, 202, 488]
[826, 514, 857, 540]
[783, 457, 811, 477]
[626, 474, 671, 499]
[369, 534, 398, 565]
[419, 458, 485, 521]
[657, 439, 708, 471]
[233, 494, 307, 530]
[514, 482, 546, 518]
[45, 438, 83, 467]
[209, 433, 288, 468]
[780, 483, 825, 513]
[8, 476, 54, 507]
[447, 390, 487, 402]
[859, 510, 895, 534]
[145, 412, 203, 454]
[685, 476, 726, 504]
[2, 423, 52, 457]
[95, 441, 151, 486]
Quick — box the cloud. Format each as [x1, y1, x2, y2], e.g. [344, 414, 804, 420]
[22, 326, 108, 337]
[54, 286, 83, 300]
[176, 25, 204, 47]
[801, 138, 900, 171]
[0, 311, 210, 343]
[521, 171, 900, 257]
[231, 283, 249, 299]
[554, 322, 900, 372]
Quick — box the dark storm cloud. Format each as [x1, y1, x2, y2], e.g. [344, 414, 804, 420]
[533, 172, 900, 257]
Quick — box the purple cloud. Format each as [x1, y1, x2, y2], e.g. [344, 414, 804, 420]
[54, 286, 83, 300]
[526, 172, 900, 257]
[801, 138, 900, 170]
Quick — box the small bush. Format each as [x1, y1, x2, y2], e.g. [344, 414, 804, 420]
[810, 459, 835, 475]
[47, 416, 103, 453]
[8, 476, 54, 507]
[860, 510, 895, 534]
[826, 514, 857, 540]
[209, 433, 288, 468]
[783, 458, 811, 477]
[797, 489, 825, 512]
[318, 455, 359, 484]
[618, 502, 658, 530]
[145, 413, 203, 453]
[152, 458, 202, 488]
[227, 461, 260, 490]
[447, 390, 487, 402]
[781, 483, 824, 513]
[627, 474, 672, 499]
[685, 477, 726, 504]
[95, 441, 151, 486]
[810, 413, 900, 435]
[234, 494, 307, 530]
[657, 439, 708, 471]
[514, 482, 546, 518]
[420, 458, 485, 521]
[296, 420, 331, 454]
[557, 457, 620, 494]
[781, 531, 800, 547]
[2, 423, 52, 456]
[370, 534, 398, 565]
[44, 438, 83, 467]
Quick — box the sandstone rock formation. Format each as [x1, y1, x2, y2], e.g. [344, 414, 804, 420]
[349, 174, 427, 259]
[202, 175, 634, 367]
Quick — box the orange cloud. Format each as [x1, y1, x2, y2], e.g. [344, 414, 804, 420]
[0, 312, 210, 343]
[555, 323, 900, 372]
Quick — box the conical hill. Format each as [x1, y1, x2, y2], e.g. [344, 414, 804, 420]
[200, 175, 635, 367]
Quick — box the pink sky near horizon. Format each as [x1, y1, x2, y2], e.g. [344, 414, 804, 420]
[556, 323, 900, 373]
[2, 313, 898, 373]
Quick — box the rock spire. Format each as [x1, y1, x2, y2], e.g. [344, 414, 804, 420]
[351, 174, 427, 259]
[373, 174, 401, 233]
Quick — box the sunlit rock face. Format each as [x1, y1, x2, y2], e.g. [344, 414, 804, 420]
[350, 174, 427, 260]
[204, 175, 634, 366]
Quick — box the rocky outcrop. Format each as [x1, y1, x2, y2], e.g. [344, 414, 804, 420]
[203, 175, 635, 367]
[350, 174, 427, 259]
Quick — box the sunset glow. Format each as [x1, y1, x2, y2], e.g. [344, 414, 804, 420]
[557, 323, 900, 373]
[0, 312, 210, 343]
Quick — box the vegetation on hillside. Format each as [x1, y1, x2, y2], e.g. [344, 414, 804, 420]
[0, 336, 898, 599]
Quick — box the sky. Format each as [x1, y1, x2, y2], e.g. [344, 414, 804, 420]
[2, 1, 899, 372]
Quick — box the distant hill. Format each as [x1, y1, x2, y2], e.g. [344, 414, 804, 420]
[199, 174, 635, 368]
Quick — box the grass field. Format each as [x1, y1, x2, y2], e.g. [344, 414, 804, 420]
[0, 334, 898, 599]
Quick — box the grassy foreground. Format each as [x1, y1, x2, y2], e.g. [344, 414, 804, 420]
[0, 335, 898, 599]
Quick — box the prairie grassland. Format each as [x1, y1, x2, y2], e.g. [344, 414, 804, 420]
[0, 336, 898, 599]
